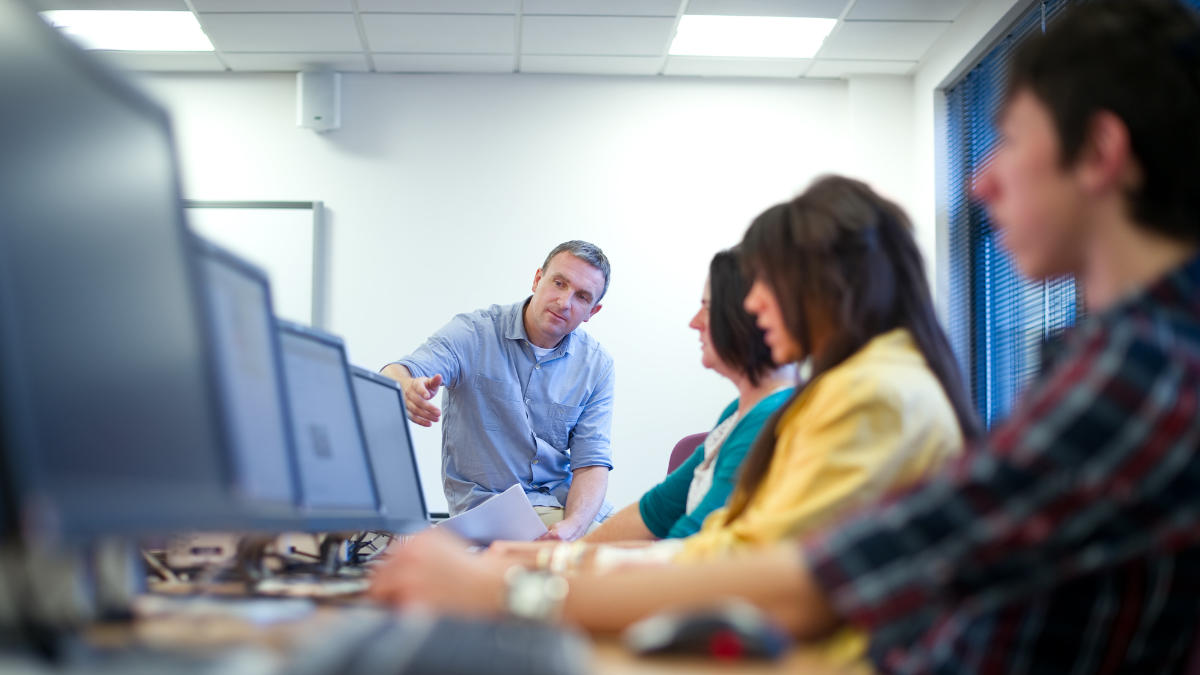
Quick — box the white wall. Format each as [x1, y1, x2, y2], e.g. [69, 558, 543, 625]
[848, 75, 917, 237]
[138, 71, 917, 513]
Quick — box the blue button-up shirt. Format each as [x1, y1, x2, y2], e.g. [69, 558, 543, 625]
[395, 298, 615, 518]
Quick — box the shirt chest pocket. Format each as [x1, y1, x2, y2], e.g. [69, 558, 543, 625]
[545, 402, 585, 450]
[474, 374, 525, 431]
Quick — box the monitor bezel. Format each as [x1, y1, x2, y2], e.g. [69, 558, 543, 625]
[349, 366, 430, 535]
[0, 0, 245, 539]
[275, 320, 385, 533]
[192, 236, 308, 533]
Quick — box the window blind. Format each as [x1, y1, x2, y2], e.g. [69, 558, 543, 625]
[946, 0, 1077, 429]
[947, 0, 1200, 429]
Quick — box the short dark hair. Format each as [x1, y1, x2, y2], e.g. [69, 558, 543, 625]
[1007, 0, 1200, 241]
[542, 240, 611, 303]
[707, 248, 776, 386]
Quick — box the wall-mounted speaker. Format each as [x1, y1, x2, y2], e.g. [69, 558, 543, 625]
[296, 71, 341, 133]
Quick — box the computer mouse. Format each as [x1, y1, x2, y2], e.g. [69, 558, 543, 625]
[622, 600, 792, 661]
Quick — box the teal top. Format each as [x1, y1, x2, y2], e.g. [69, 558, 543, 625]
[638, 388, 794, 539]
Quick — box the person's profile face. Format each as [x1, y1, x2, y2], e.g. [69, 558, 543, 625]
[744, 279, 801, 364]
[974, 89, 1088, 279]
[688, 277, 723, 373]
[528, 252, 604, 343]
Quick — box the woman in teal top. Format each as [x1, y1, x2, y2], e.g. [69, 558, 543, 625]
[636, 389, 793, 539]
[582, 249, 795, 543]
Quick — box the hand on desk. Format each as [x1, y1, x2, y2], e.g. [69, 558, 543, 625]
[485, 539, 658, 573]
[370, 529, 507, 617]
[484, 540, 555, 568]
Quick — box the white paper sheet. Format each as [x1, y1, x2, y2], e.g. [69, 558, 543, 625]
[435, 484, 548, 545]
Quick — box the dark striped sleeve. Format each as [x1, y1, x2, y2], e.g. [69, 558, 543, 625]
[802, 319, 1200, 647]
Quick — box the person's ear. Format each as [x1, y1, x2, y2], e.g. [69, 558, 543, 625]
[583, 303, 602, 322]
[1076, 110, 1139, 198]
[531, 268, 543, 294]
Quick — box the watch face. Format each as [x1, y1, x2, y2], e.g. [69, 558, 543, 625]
[507, 571, 568, 622]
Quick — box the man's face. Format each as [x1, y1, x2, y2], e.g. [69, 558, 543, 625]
[527, 252, 605, 344]
[975, 89, 1088, 280]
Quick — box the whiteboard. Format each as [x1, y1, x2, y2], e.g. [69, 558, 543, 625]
[185, 202, 326, 328]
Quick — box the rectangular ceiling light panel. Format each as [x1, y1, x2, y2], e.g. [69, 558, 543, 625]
[41, 11, 214, 51]
[669, 15, 836, 59]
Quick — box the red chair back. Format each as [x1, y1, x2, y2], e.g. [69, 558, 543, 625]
[667, 433, 709, 475]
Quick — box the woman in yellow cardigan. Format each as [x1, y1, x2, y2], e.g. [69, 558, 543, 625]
[675, 176, 981, 565]
[371, 177, 982, 632]
[490, 175, 982, 574]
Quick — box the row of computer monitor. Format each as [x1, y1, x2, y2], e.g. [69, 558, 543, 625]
[198, 237, 428, 536]
[0, 0, 425, 541]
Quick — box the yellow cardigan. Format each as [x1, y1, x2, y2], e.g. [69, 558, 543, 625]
[677, 327, 964, 563]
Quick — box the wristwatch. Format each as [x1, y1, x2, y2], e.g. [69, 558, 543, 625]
[503, 566, 569, 622]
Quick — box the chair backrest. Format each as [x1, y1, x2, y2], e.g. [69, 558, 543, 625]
[667, 433, 709, 475]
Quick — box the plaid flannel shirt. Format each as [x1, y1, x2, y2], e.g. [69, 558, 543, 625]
[804, 255, 1200, 674]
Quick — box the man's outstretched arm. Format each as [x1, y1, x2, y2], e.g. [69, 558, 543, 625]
[381, 363, 443, 427]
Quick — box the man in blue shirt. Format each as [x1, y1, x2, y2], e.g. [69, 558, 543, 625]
[383, 241, 614, 542]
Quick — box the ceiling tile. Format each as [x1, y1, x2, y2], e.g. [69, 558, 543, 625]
[520, 55, 662, 75]
[522, 0, 679, 16]
[805, 58, 915, 77]
[663, 56, 809, 77]
[363, 14, 513, 53]
[847, 0, 974, 21]
[521, 16, 674, 56]
[684, 0, 848, 18]
[191, 0, 350, 11]
[357, 0, 516, 11]
[91, 50, 225, 70]
[372, 53, 513, 72]
[199, 13, 362, 52]
[34, 0, 187, 8]
[220, 52, 369, 71]
[819, 20, 948, 60]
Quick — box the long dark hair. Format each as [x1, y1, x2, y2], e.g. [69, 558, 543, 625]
[723, 176, 982, 522]
[708, 248, 776, 386]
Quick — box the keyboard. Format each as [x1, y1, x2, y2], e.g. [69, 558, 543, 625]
[286, 609, 590, 675]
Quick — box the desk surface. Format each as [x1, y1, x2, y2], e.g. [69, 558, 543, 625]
[86, 594, 857, 675]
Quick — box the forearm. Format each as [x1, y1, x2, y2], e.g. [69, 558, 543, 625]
[581, 503, 655, 543]
[381, 363, 413, 386]
[562, 546, 840, 638]
[563, 465, 608, 524]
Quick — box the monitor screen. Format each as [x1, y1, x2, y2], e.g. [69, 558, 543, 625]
[0, 0, 237, 536]
[350, 369, 428, 530]
[277, 325, 378, 514]
[196, 241, 297, 508]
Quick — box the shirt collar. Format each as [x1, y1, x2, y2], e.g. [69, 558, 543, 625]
[1049, 252, 1200, 369]
[1138, 251, 1200, 316]
[505, 297, 575, 356]
[1087, 252, 1200, 325]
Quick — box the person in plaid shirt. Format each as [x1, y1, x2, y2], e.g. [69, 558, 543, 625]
[796, 1, 1200, 670]
[368, 1, 1200, 672]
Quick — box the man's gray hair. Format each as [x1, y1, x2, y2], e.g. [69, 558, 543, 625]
[542, 240, 611, 303]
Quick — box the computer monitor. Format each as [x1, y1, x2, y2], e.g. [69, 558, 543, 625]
[349, 367, 429, 534]
[0, 0, 240, 537]
[276, 321, 383, 532]
[193, 237, 304, 531]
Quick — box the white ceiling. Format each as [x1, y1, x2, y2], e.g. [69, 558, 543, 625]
[34, 0, 977, 79]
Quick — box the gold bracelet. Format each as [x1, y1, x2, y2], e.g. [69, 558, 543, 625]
[548, 543, 572, 574]
[566, 541, 588, 573]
